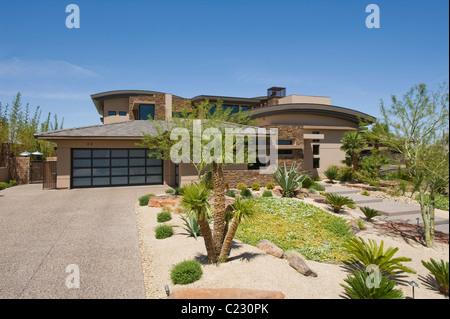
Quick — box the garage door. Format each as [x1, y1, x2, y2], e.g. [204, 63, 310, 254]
[71, 148, 163, 188]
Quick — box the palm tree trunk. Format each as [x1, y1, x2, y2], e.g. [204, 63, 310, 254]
[219, 218, 239, 263]
[352, 152, 359, 171]
[198, 215, 217, 263]
[212, 162, 226, 260]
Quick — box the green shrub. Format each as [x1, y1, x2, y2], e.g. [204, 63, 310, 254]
[240, 189, 253, 198]
[356, 219, 367, 230]
[157, 212, 172, 223]
[308, 187, 316, 194]
[138, 194, 152, 206]
[415, 193, 449, 211]
[165, 188, 175, 194]
[324, 168, 339, 183]
[310, 182, 325, 192]
[0, 182, 7, 190]
[421, 259, 449, 296]
[301, 177, 315, 189]
[225, 190, 235, 198]
[8, 180, 18, 187]
[325, 193, 355, 213]
[360, 207, 381, 221]
[262, 190, 273, 197]
[338, 167, 355, 182]
[344, 237, 415, 275]
[170, 260, 203, 285]
[237, 183, 247, 190]
[361, 190, 370, 196]
[272, 162, 308, 198]
[251, 183, 260, 191]
[341, 270, 403, 299]
[174, 187, 184, 196]
[155, 225, 174, 239]
[265, 182, 276, 190]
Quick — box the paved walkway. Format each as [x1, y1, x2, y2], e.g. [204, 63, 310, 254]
[0, 183, 167, 299]
[322, 184, 449, 234]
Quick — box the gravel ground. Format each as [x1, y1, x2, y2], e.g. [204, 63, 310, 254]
[135, 200, 449, 299]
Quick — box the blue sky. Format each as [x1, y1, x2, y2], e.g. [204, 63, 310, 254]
[0, 0, 448, 129]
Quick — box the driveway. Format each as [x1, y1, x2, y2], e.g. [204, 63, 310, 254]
[0, 184, 165, 298]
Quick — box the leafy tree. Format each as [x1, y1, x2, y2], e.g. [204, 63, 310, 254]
[340, 131, 367, 171]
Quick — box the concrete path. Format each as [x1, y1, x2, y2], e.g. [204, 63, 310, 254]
[322, 183, 449, 234]
[0, 184, 167, 299]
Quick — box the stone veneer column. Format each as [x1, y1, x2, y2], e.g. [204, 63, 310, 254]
[165, 94, 172, 120]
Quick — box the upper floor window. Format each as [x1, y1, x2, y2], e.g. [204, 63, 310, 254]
[278, 140, 293, 145]
[312, 131, 320, 143]
[108, 111, 117, 116]
[313, 158, 320, 169]
[119, 111, 127, 116]
[313, 145, 320, 155]
[139, 104, 155, 120]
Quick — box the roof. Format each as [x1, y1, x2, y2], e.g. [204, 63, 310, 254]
[35, 120, 273, 140]
[248, 103, 375, 124]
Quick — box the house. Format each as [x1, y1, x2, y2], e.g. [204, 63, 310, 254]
[35, 87, 374, 189]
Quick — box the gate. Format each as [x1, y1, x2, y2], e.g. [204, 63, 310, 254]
[30, 161, 44, 183]
[43, 161, 57, 189]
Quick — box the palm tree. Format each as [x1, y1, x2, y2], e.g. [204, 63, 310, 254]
[340, 131, 367, 171]
[219, 197, 258, 262]
[325, 193, 355, 213]
[181, 183, 217, 263]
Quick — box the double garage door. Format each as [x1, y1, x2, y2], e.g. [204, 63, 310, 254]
[71, 148, 163, 188]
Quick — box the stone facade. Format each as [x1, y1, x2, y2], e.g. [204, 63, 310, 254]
[128, 93, 166, 120]
[9, 157, 30, 184]
[223, 169, 275, 188]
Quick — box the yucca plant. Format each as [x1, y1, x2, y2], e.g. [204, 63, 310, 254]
[325, 193, 355, 213]
[341, 270, 403, 299]
[360, 206, 381, 221]
[324, 168, 339, 183]
[272, 162, 308, 198]
[177, 213, 201, 239]
[421, 258, 449, 296]
[345, 237, 416, 275]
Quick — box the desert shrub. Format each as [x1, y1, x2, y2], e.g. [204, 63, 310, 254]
[0, 182, 7, 190]
[157, 212, 172, 223]
[301, 177, 315, 189]
[324, 168, 339, 183]
[155, 225, 173, 239]
[324, 218, 352, 239]
[310, 182, 325, 192]
[325, 193, 355, 213]
[177, 213, 201, 239]
[265, 182, 276, 190]
[225, 190, 235, 197]
[338, 167, 355, 182]
[361, 190, 370, 196]
[262, 190, 272, 197]
[8, 180, 18, 187]
[421, 259, 449, 296]
[251, 183, 260, 191]
[162, 205, 173, 213]
[237, 183, 247, 190]
[356, 219, 367, 230]
[170, 260, 203, 285]
[174, 187, 184, 196]
[138, 194, 153, 206]
[240, 188, 253, 198]
[341, 270, 403, 299]
[308, 187, 316, 194]
[360, 207, 381, 221]
[273, 162, 308, 198]
[165, 188, 175, 194]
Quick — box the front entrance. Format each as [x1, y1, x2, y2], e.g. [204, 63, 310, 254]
[70, 148, 163, 188]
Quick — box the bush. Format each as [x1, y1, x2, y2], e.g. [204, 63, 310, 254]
[308, 187, 316, 194]
[165, 188, 175, 194]
[301, 176, 315, 189]
[237, 183, 247, 190]
[138, 194, 154, 206]
[0, 182, 7, 190]
[325, 193, 355, 213]
[324, 168, 339, 183]
[341, 270, 403, 299]
[262, 190, 273, 197]
[265, 182, 276, 190]
[360, 207, 381, 221]
[7, 180, 18, 187]
[251, 183, 260, 191]
[225, 190, 235, 198]
[361, 190, 370, 196]
[155, 225, 174, 239]
[170, 260, 203, 285]
[240, 188, 253, 198]
[421, 259, 449, 296]
[174, 187, 184, 196]
[310, 182, 325, 192]
[157, 212, 172, 223]
[338, 167, 355, 182]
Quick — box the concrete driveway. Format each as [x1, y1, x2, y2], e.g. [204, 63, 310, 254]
[0, 184, 165, 298]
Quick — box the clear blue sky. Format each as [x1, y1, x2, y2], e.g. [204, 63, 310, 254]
[0, 0, 448, 129]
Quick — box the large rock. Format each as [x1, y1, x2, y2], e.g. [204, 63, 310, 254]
[256, 239, 284, 258]
[168, 288, 285, 299]
[148, 196, 181, 207]
[288, 255, 318, 277]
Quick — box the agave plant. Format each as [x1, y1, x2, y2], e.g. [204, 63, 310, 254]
[325, 193, 355, 213]
[324, 168, 339, 183]
[360, 206, 381, 221]
[341, 270, 403, 299]
[272, 162, 308, 198]
[421, 258, 449, 296]
[345, 237, 416, 275]
[177, 213, 201, 239]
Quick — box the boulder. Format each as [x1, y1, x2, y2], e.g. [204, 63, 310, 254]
[257, 239, 284, 258]
[148, 196, 181, 207]
[168, 288, 285, 299]
[288, 255, 318, 277]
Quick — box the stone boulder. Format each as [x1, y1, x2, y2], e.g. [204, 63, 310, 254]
[168, 288, 285, 299]
[256, 239, 284, 258]
[147, 196, 181, 207]
[288, 255, 318, 277]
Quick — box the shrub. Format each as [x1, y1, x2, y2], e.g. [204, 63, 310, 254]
[356, 219, 367, 230]
[344, 237, 415, 275]
[251, 183, 260, 191]
[301, 176, 315, 189]
[360, 207, 381, 221]
[174, 187, 184, 196]
[338, 167, 355, 182]
[155, 225, 174, 239]
[240, 188, 253, 198]
[177, 213, 201, 239]
[325, 193, 355, 213]
[421, 259, 449, 296]
[324, 168, 339, 183]
[262, 190, 272, 197]
[361, 190, 370, 196]
[237, 183, 247, 191]
[341, 270, 403, 299]
[157, 212, 172, 223]
[225, 190, 235, 198]
[138, 194, 153, 206]
[170, 260, 203, 285]
[165, 188, 175, 194]
[272, 162, 308, 198]
[266, 182, 276, 190]
[324, 218, 352, 239]
[0, 182, 7, 190]
[8, 180, 18, 187]
[310, 182, 325, 192]
[308, 187, 316, 194]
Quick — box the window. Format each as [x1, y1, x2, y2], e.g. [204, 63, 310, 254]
[209, 105, 242, 115]
[108, 111, 117, 116]
[241, 106, 248, 112]
[119, 111, 127, 116]
[139, 104, 155, 120]
[313, 158, 320, 169]
[278, 140, 293, 145]
[313, 145, 320, 155]
[278, 149, 293, 155]
[312, 131, 320, 143]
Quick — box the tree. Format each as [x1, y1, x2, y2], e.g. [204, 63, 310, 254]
[340, 131, 368, 171]
[380, 83, 449, 247]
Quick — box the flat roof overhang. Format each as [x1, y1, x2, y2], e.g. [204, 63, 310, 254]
[191, 95, 262, 106]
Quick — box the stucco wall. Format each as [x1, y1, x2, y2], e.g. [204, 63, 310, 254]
[278, 95, 331, 105]
[103, 97, 130, 124]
